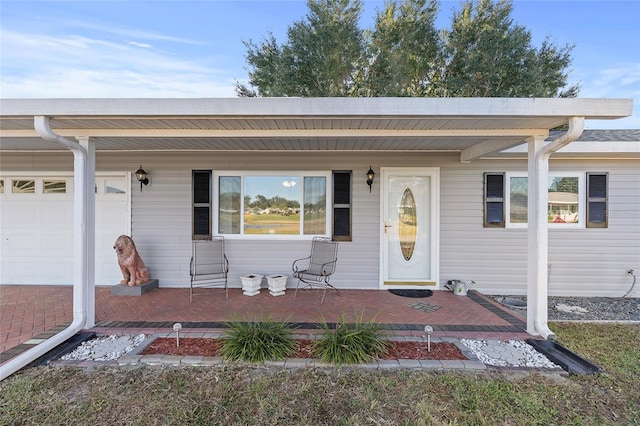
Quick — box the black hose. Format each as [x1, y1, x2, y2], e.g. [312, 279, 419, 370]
[623, 270, 636, 298]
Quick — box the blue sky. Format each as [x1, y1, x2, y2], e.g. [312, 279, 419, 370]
[1, 0, 638, 129]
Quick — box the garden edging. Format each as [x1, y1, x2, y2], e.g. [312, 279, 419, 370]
[118, 332, 487, 370]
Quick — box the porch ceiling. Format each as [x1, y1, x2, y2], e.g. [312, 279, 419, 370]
[0, 97, 632, 154]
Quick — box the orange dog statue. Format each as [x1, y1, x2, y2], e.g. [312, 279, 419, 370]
[113, 235, 150, 286]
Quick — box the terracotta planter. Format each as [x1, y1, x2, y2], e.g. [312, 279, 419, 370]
[240, 274, 263, 296]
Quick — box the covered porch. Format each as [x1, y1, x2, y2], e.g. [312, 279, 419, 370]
[0, 97, 632, 378]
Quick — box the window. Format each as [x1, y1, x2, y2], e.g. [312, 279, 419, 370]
[333, 171, 352, 241]
[508, 176, 529, 224]
[505, 173, 582, 227]
[43, 180, 66, 194]
[586, 172, 608, 228]
[12, 179, 35, 193]
[484, 173, 505, 227]
[0, 180, 4, 194]
[105, 178, 126, 194]
[215, 172, 331, 238]
[484, 171, 608, 229]
[193, 170, 212, 237]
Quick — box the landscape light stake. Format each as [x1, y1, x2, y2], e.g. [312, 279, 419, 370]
[424, 325, 433, 352]
[173, 323, 182, 347]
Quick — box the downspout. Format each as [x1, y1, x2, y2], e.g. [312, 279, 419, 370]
[528, 117, 584, 340]
[0, 116, 88, 380]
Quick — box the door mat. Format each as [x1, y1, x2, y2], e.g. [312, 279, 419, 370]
[389, 289, 433, 298]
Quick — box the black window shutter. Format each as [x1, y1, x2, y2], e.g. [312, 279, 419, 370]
[333, 171, 352, 241]
[484, 172, 505, 228]
[192, 170, 212, 237]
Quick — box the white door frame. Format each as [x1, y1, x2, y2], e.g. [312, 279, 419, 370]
[379, 167, 440, 290]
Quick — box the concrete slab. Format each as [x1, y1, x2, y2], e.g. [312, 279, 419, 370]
[111, 279, 159, 296]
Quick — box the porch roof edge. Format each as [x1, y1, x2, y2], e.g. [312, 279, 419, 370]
[0, 97, 633, 120]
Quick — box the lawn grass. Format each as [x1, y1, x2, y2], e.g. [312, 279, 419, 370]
[1, 323, 638, 425]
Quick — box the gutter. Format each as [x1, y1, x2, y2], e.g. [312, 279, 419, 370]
[541, 117, 585, 157]
[0, 116, 88, 380]
[531, 117, 585, 340]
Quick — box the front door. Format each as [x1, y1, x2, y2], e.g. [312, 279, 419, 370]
[380, 168, 439, 289]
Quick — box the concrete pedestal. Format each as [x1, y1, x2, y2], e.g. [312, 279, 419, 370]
[267, 274, 287, 296]
[111, 279, 159, 296]
[240, 274, 263, 296]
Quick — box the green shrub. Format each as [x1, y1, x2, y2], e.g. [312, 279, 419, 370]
[311, 315, 388, 365]
[220, 320, 297, 363]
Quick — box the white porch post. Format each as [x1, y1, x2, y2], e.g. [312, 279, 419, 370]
[77, 137, 96, 328]
[526, 117, 584, 340]
[526, 135, 556, 339]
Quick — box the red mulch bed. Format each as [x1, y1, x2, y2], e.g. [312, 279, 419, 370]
[140, 338, 467, 360]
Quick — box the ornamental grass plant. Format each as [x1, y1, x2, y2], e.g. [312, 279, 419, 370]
[220, 319, 297, 363]
[311, 313, 388, 365]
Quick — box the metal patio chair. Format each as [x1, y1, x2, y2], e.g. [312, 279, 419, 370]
[190, 236, 229, 302]
[292, 237, 338, 303]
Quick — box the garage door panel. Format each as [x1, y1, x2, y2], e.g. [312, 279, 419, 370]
[38, 260, 73, 283]
[96, 262, 122, 285]
[1, 174, 129, 285]
[2, 232, 38, 251]
[1, 260, 37, 283]
[40, 233, 73, 252]
[39, 203, 73, 225]
[3, 204, 38, 228]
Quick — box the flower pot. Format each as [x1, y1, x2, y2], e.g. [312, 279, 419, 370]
[267, 274, 287, 296]
[240, 274, 263, 296]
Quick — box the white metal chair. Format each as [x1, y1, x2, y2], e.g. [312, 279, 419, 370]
[190, 236, 229, 302]
[293, 237, 338, 303]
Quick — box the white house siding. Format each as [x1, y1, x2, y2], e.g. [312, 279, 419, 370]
[2, 151, 638, 296]
[439, 158, 640, 297]
[99, 151, 393, 289]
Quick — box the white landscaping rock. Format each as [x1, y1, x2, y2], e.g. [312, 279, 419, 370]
[61, 334, 147, 361]
[555, 303, 589, 314]
[461, 339, 560, 369]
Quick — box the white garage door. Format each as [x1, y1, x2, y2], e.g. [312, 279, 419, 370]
[0, 173, 130, 285]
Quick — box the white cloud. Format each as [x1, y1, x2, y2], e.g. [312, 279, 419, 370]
[576, 62, 640, 129]
[1, 28, 238, 98]
[64, 19, 209, 46]
[127, 41, 152, 49]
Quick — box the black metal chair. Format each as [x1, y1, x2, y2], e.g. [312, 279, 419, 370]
[292, 237, 338, 303]
[190, 236, 229, 302]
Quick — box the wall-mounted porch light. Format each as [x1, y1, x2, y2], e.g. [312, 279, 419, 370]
[135, 165, 149, 192]
[366, 166, 375, 193]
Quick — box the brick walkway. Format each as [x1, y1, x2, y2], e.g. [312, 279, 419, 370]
[1, 285, 529, 364]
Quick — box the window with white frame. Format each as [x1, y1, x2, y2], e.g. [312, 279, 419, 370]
[484, 172, 607, 228]
[215, 172, 331, 237]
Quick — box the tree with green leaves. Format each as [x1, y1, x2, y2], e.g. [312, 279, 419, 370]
[440, 0, 578, 97]
[359, 0, 441, 97]
[236, 0, 365, 97]
[236, 0, 579, 98]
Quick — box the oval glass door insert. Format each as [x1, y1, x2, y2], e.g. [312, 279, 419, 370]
[398, 188, 417, 261]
